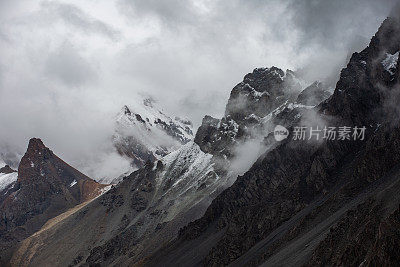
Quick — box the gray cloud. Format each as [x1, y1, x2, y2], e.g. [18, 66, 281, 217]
[0, 0, 397, 180]
[42, 1, 121, 41]
[45, 42, 96, 86]
[118, 0, 197, 26]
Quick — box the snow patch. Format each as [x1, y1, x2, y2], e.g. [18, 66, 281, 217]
[69, 180, 77, 187]
[0, 172, 18, 191]
[99, 185, 112, 195]
[159, 142, 220, 217]
[287, 103, 314, 110]
[382, 51, 399, 75]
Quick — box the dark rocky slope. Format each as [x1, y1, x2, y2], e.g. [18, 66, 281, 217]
[146, 15, 400, 266]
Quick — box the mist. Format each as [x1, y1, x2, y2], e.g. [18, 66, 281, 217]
[0, 0, 397, 179]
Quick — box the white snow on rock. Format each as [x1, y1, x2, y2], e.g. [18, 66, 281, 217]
[160, 142, 214, 191]
[99, 185, 113, 195]
[287, 103, 314, 110]
[382, 51, 399, 75]
[113, 98, 194, 165]
[154, 142, 223, 220]
[0, 172, 18, 191]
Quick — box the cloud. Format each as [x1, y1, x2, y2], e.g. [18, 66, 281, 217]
[41, 1, 121, 41]
[229, 138, 268, 176]
[0, 0, 397, 180]
[118, 0, 198, 26]
[45, 42, 96, 86]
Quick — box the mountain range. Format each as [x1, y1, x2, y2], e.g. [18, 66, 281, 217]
[0, 12, 399, 267]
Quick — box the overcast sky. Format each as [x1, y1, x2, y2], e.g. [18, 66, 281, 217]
[0, 0, 398, 179]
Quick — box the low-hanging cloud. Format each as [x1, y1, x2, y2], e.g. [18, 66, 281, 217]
[45, 42, 97, 86]
[0, 0, 398, 180]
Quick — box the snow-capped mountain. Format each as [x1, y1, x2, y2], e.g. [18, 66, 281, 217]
[3, 9, 400, 267]
[113, 98, 194, 172]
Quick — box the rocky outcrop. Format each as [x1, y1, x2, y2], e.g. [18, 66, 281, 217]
[322, 16, 400, 125]
[225, 67, 302, 122]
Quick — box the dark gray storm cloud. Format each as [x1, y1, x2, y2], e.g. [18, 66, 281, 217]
[0, 0, 398, 179]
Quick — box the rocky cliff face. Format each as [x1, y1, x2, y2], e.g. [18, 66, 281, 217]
[194, 67, 327, 170]
[225, 68, 303, 121]
[145, 15, 400, 267]
[0, 138, 109, 264]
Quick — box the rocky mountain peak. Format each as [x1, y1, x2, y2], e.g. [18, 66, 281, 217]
[27, 137, 46, 151]
[113, 99, 194, 176]
[195, 66, 325, 158]
[225, 66, 303, 123]
[25, 138, 51, 157]
[18, 138, 55, 183]
[321, 15, 400, 125]
[0, 138, 109, 251]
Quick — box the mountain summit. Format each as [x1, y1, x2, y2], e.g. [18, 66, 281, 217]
[0, 138, 109, 263]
